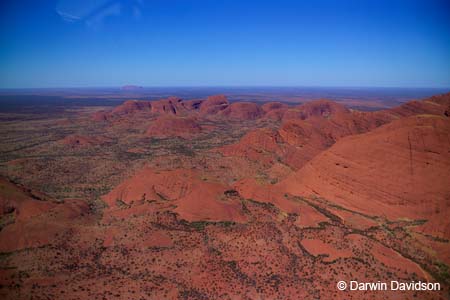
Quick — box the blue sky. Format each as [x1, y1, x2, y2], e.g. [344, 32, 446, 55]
[1, 0, 449, 88]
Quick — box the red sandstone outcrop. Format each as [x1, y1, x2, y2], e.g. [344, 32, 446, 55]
[146, 116, 202, 138]
[262, 102, 289, 120]
[261, 102, 289, 112]
[280, 115, 450, 238]
[282, 99, 350, 121]
[220, 94, 450, 172]
[219, 102, 264, 120]
[111, 100, 152, 115]
[102, 168, 246, 222]
[93, 96, 195, 121]
[0, 177, 89, 252]
[199, 94, 229, 115]
[218, 128, 284, 167]
[149, 97, 183, 115]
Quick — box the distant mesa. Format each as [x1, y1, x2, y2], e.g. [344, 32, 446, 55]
[121, 85, 143, 91]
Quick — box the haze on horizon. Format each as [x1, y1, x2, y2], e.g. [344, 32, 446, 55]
[0, 0, 449, 89]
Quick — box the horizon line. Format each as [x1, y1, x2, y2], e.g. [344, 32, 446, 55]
[1, 85, 450, 90]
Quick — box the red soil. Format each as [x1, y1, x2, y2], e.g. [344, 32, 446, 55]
[59, 134, 112, 147]
[293, 202, 330, 228]
[301, 238, 353, 262]
[347, 234, 430, 280]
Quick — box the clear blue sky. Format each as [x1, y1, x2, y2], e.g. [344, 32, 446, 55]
[1, 0, 449, 88]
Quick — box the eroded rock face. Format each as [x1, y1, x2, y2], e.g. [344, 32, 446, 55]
[0, 177, 90, 252]
[261, 102, 289, 112]
[199, 94, 229, 115]
[146, 116, 202, 138]
[218, 94, 450, 171]
[389, 94, 450, 117]
[149, 97, 183, 115]
[283, 99, 350, 121]
[262, 102, 289, 120]
[93, 96, 193, 121]
[0, 177, 53, 222]
[219, 102, 264, 120]
[91, 110, 111, 121]
[111, 100, 152, 115]
[280, 115, 450, 238]
[102, 168, 246, 222]
[217, 128, 284, 167]
[93, 92, 450, 125]
[182, 99, 204, 111]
